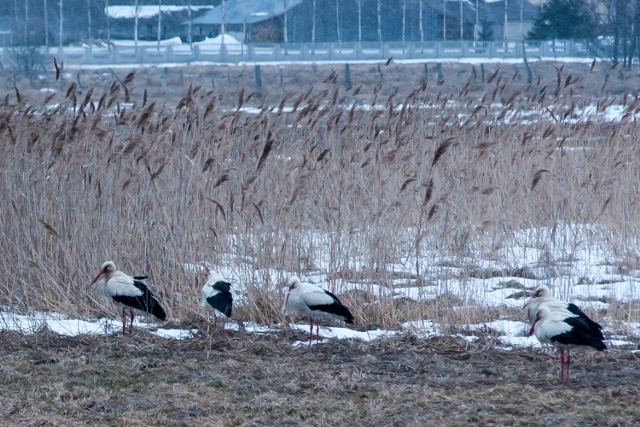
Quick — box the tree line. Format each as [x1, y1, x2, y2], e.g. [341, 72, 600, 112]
[2, 0, 639, 64]
[527, 0, 640, 65]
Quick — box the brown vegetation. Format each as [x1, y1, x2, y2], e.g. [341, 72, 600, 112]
[1, 60, 640, 329]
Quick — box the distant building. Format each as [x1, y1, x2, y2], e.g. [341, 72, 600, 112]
[189, 0, 304, 43]
[106, 5, 214, 42]
[188, 0, 482, 43]
[0, 0, 544, 46]
[430, 0, 478, 41]
[480, 0, 541, 41]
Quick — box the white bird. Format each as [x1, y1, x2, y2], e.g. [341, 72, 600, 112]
[524, 285, 604, 340]
[201, 264, 233, 328]
[282, 276, 354, 346]
[529, 305, 606, 380]
[90, 261, 166, 334]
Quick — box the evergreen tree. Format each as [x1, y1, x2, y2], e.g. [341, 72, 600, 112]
[527, 0, 596, 40]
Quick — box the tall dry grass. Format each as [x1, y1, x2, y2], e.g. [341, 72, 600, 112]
[1, 62, 640, 330]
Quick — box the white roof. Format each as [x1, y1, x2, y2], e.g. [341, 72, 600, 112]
[106, 5, 213, 19]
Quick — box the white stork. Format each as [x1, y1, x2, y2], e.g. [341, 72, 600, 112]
[524, 285, 604, 338]
[201, 263, 233, 328]
[529, 305, 606, 380]
[90, 261, 167, 334]
[282, 276, 354, 346]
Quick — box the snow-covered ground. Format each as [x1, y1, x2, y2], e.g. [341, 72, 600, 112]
[0, 308, 635, 349]
[66, 56, 593, 71]
[1, 223, 639, 350]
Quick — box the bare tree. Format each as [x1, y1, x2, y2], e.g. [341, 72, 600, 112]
[312, 0, 316, 43]
[283, 0, 288, 42]
[614, 0, 621, 61]
[134, 0, 139, 48]
[14, 0, 19, 43]
[242, 15, 246, 45]
[157, 0, 162, 49]
[460, 0, 463, 40]
[519, 0, 523, 37]
[187, 0, 192, 46]
[59, 0, 63, 53]
[221, 0, 225, 44]
[377, 0, 382, 43]
[87, 0, 92, 39]
[620, 0, 640, 67]
[44, 0, 48, 46]
[475, 0, 479, 40]
[336, 0, 341, 42]
[504, 0, 508, 40]
[357, 0, 362, 42]
[443, 0, 447, 40]
[105, 0, 111, 41]
[25, 0, 29, 44]
[634, 0, 640, 67]
[402, 0, 406, 43]
[419, 0, 424, 42]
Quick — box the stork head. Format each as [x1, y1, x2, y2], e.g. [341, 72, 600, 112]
[286, 276, 301, 291]
[90, 261, 116, 285]
[200, 262, 226, 284]
[523, 285, 551, 309]
[206, 270, 225, 285]
[531, 285, 551, 299]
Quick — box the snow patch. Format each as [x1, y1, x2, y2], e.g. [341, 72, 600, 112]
[151, 328, 198, 340]
[291, 323, 397, 342]
[0, 311, 185, 339]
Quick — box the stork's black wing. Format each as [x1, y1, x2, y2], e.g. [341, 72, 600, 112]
[113, 279, 166, 321]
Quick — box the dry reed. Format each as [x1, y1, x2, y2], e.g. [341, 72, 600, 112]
[0, 61, 639, 331]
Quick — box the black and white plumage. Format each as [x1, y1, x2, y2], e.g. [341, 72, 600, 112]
[90, 261, 166, 334]
[524, 285, 604, 341]
[282, 276, 354, 346]
[201, 268, 233, 327]
[529, 305, 606, 380]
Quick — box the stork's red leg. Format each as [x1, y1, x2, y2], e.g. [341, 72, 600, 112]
[566, 350, 571, 380]
[559, 348, 565, 380]
[316, 323, 320, 343]
[121, 308, 126, 335]
[129, 310, 135, 335]
[213, 313, 218, 328]
[308, 318, 313, 347]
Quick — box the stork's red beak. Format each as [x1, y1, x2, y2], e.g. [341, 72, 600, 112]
[90, 271, 104, 285]
[528, 319, 538, 337]
[200, 262, 210, 274]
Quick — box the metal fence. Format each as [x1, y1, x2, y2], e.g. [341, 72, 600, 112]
[0, 40, 595, 66]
